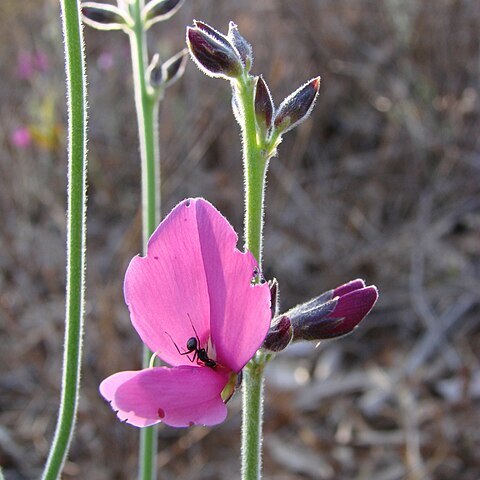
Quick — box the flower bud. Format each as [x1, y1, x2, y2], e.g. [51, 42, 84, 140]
[289, 279, 378, 341]
[274, 77, 321, 134]
[186, 22, 243, 80]
[146, 50, 188, 92]
[82, 2, 130, 31]
[227, 22, 253, 71]
[255, 75, 274, 134]
[143, 0, 184, 29]
[162, 49, 188, 87]
[263, 315, 293, 352]
[146, 53, 163, 88]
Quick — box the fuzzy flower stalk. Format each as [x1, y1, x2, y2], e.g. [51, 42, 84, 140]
[187, 20, 378, 480]
[82, 1, 187, 477]
[101, 198, 271, 426]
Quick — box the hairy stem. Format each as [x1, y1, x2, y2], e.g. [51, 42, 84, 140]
[236, 73, 269, 480]
[129, 1, 161, 479]
[42, 1, 88, 478]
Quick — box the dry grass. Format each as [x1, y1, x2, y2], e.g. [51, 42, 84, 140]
[1, 0, 479, 478]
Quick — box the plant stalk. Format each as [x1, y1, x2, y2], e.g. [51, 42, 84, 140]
[129, 1, 161, 479]
[42, 0, 88, 478]
[236, 73, 269, 480]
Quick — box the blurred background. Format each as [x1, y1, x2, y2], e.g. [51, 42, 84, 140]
[1, 0, 479, 478]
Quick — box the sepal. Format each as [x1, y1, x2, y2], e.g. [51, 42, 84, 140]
[227, 22, 253, 71]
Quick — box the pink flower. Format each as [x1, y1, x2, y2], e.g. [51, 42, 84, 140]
[100, 198, 271, 427]
[10, 127, 32, 148]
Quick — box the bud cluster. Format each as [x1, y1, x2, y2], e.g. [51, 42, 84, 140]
[254, 75, 321, 148]
[82, 1, 187, 95]
[146, 49, 188, 94]
[186, 20, 320, 155]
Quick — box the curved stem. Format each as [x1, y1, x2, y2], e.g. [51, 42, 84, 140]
[129, 1, 161, 479]
[236, 74, 269, 480]
[42, 1, 88, 478]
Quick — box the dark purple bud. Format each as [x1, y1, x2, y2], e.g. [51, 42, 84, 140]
[146, 54, 163, 88]
[274, 77, 321, 134]
[82, 2, 130, 31]
[162, 49, 188, 87]
[255, 75, 274, 133]
[143, 0, 184, 28]
[289, 281, 378, 341]
[269, 278, 279, 318]
[263, 315, 293, 352]
[186, 23, 243, 80]
[228, 22, 253, 71]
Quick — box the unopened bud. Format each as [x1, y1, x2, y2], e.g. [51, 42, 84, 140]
[255, 75, 274, 134]
[146, 54, 163, 88]
[263, 315, 293, 352]
[228, 22, 253, 71]
[186, 22, 243, 80]
[143, 0, 184, 29]
[162, 49, 188, 87]
[274, 77, 321, 134]
[82, 2, 130, 31]
[289, 280, 378, 341]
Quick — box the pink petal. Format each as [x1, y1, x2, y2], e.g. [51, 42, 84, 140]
[124, 199, 213, 367]
[99, 371, 159, 427]
[193, 200, 271, 372]
[333, 278, 365, 298]
[100, 366, 229, 428]
[124, 198, 271, 371]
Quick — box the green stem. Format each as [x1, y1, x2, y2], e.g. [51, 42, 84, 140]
[236, 75, 268, 264]
[42, 1, 87, 479]
[129, 1, 160, 479]
[236, 74, 269, 480]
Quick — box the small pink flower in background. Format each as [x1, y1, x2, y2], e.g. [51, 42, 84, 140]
[16, 50, 49, 80]
[100, 198, 271, 427]
[34, 51, 49, 73]
[10, 127, 32, 149]
[97, 51, 115, 71]
[17, 52, 35, 80]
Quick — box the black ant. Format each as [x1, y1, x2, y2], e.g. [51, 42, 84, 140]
[166, 314, 217, 369]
